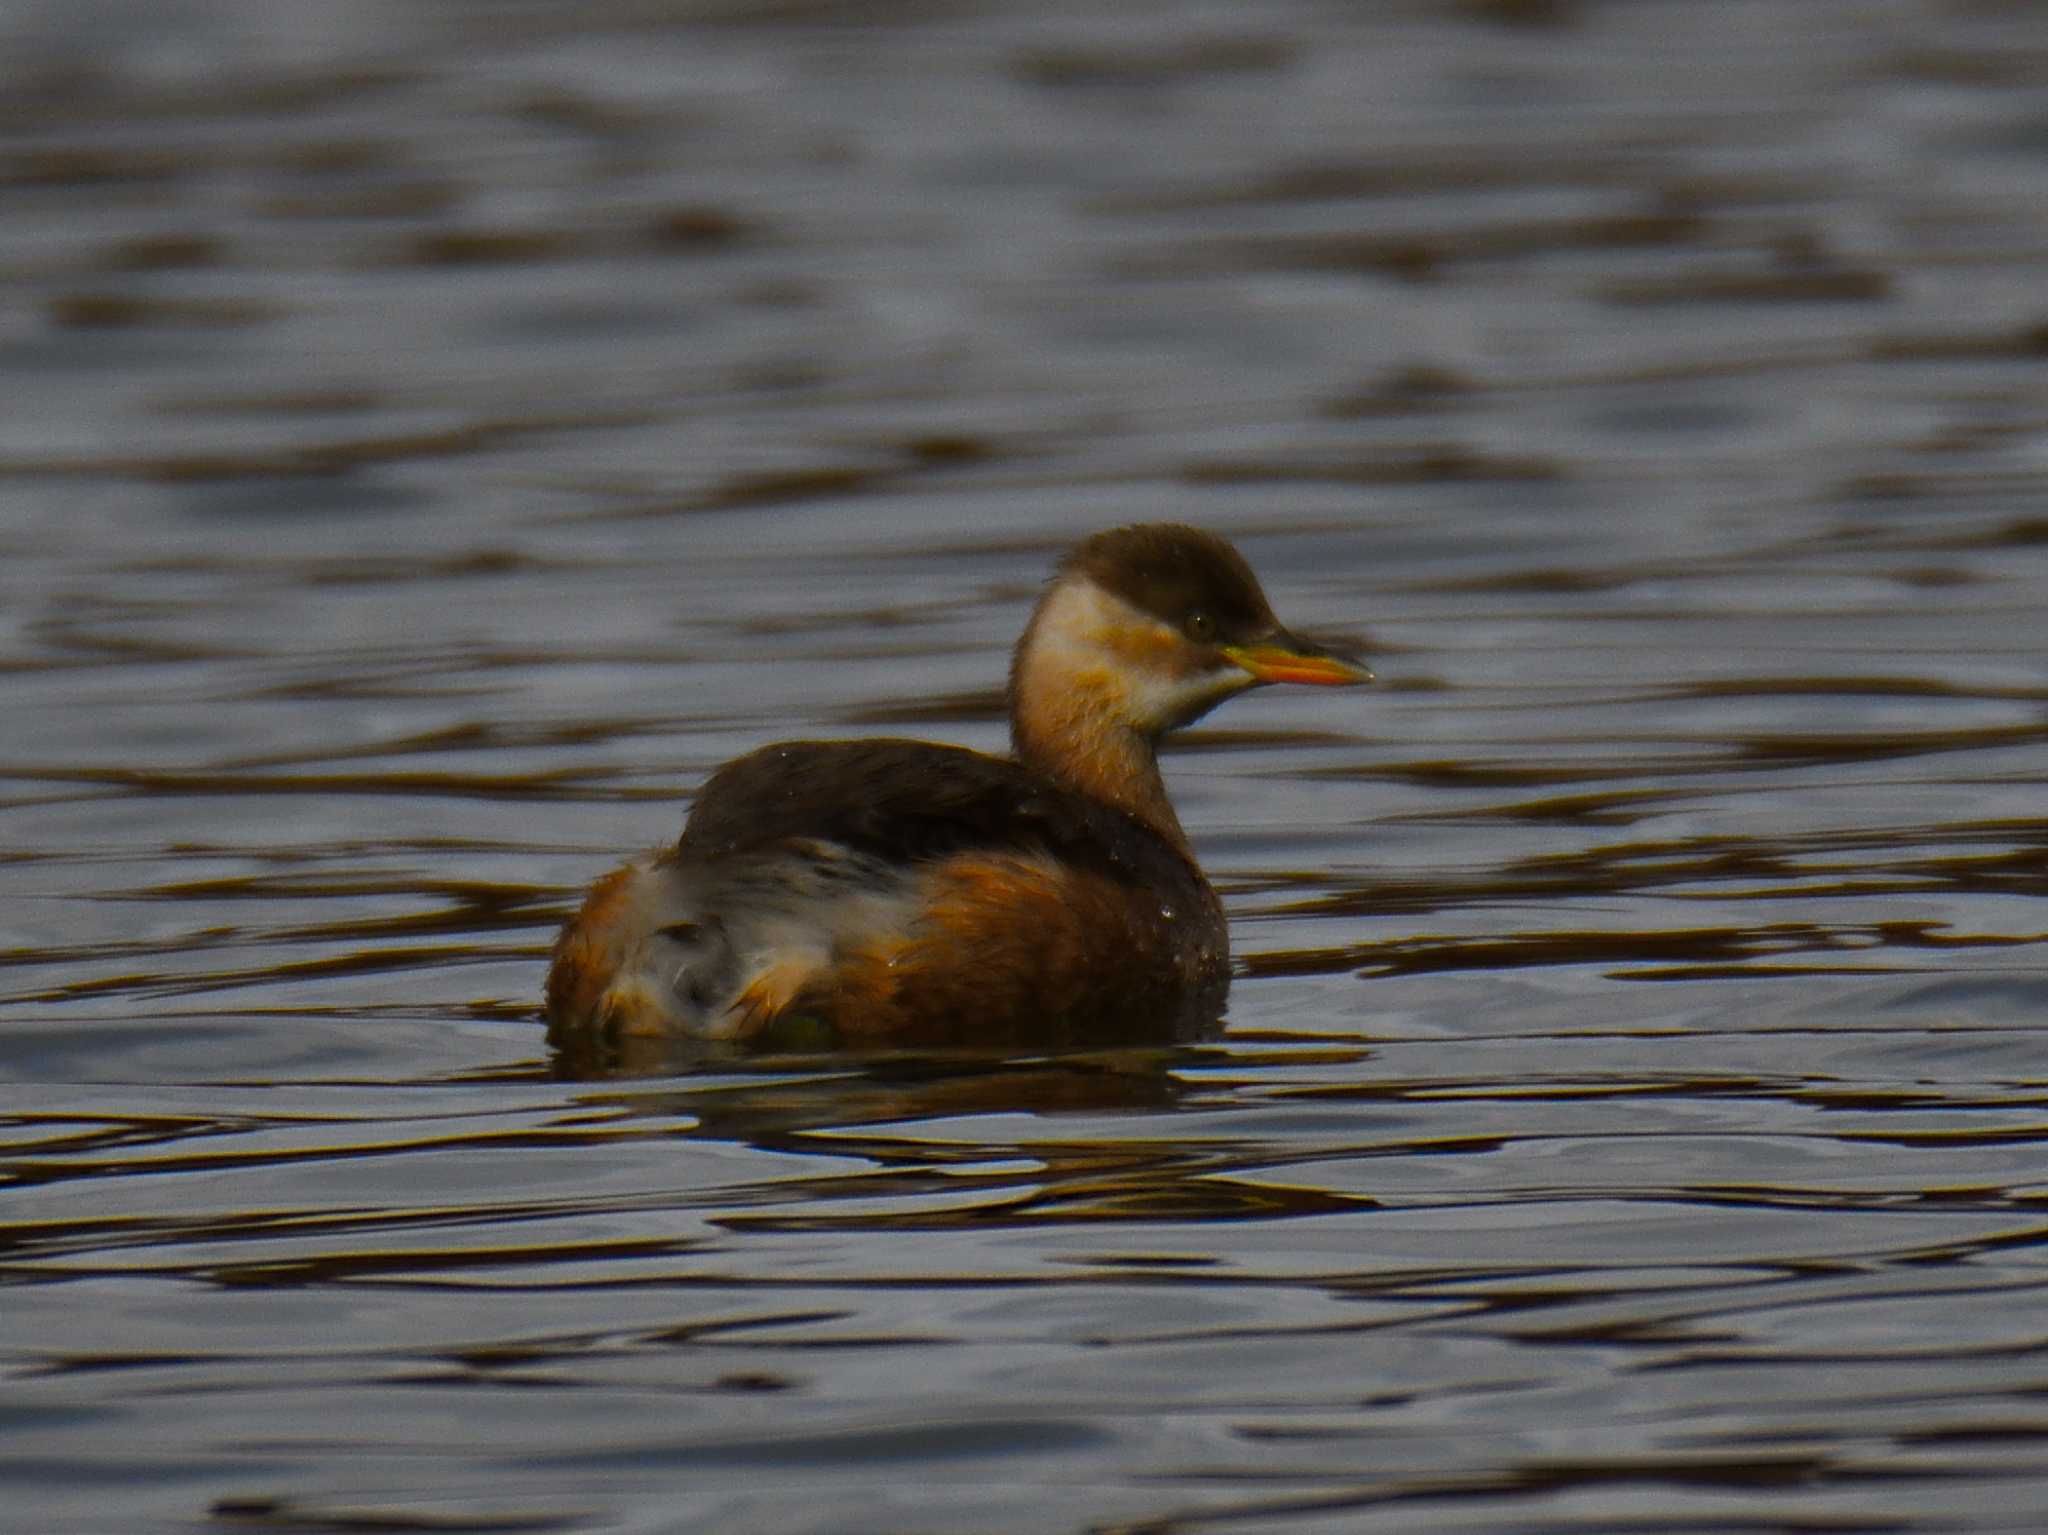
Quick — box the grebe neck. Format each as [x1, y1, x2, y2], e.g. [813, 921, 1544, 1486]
[1008, 581, 1189, 851]
[1012, 696, 1184, 849]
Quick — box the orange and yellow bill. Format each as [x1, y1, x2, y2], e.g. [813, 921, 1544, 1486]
[1223, 640, 1373, 687]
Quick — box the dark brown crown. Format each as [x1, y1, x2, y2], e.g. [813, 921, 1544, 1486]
[1058, 524, 1277, 642]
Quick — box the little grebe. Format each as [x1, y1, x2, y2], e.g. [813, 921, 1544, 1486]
[545, 524, 1370, 1054]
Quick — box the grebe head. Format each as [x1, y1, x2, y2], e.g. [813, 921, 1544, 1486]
[1010, 524, 1371, 755]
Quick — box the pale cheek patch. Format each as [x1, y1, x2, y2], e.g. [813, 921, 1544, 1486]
[1139, 662, 1256, 732]
[1027, 582, 1251, 732]
[1101, 615, 1189, 674]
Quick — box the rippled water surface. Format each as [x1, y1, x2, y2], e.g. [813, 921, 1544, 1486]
[6, 3, 2048, 1531]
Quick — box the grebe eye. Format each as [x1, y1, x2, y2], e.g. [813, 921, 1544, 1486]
[1184, 610, 1215, 642]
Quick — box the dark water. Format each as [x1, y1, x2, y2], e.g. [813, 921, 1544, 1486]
[6, 2, 2048, 1531]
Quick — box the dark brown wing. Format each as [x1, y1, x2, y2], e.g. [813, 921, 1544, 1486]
[676, 738, 1197, 895]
